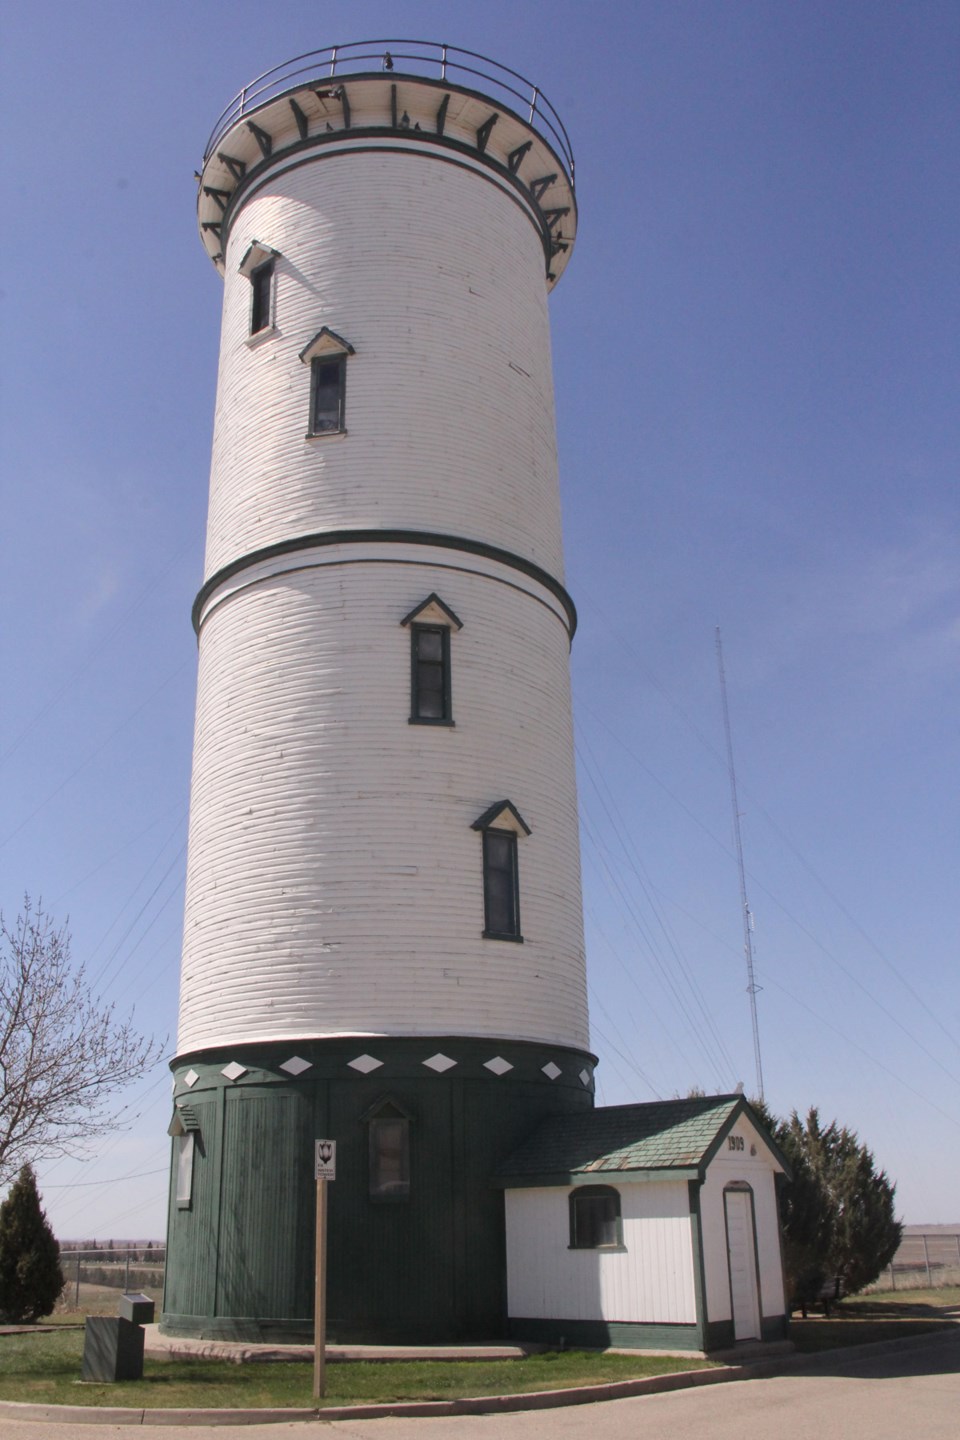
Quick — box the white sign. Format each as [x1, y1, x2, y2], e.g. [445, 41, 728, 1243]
[315, 1139, 336, 1180]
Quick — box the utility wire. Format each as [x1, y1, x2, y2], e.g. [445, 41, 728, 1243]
[578, 726, 740, 1079]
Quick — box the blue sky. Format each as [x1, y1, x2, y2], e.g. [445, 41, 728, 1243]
[2, 0, 958, 1240]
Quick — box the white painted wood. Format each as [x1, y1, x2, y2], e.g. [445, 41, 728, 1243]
[725, 1188, 761, 1341]
[179, 75, 588, 1057]
[505, 1184, 696, 1325]
[203, 149, 564, 582]
[699, 1114, 787, 1326]
[197, 75, 577, 287]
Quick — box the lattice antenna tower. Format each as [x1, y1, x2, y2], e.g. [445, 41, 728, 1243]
[715, 627, 765, 1101]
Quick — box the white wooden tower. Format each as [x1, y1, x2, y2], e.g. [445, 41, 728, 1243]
[164, 41, 592, 1342]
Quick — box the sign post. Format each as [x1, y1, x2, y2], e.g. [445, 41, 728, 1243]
[313, 1140, 336, 1400]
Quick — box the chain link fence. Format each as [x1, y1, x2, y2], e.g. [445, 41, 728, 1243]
[59, 1247, 165, 1312]
[874, 1230, 960, 1291]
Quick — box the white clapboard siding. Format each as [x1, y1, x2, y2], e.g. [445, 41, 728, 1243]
[203, 149, 563, 582]
[178, 554, 586, 1053]
[505, 1184, 696, 1325]
[699, 1116, 787, 1324]
[179, 74, 587, 1058]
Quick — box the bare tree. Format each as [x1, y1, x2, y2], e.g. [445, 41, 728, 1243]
[0, 898, 165, 1185]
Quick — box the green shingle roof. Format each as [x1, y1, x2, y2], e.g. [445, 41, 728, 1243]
[496, 1095, 753, 1184]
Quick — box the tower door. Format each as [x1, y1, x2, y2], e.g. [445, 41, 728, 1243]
[724, 1187, 761, 1342]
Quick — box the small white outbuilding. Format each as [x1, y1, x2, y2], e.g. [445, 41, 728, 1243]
[496, 1094, 791, 1351]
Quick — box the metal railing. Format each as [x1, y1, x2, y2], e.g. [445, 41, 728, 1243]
[202, 39, 575, 187]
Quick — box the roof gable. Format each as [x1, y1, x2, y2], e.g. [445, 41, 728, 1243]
[471, 800, 531, 837]
[400, 593, 464, 630]
[298, 327, 355, 363]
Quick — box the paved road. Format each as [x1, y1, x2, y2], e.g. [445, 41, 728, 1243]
[2, 1329, 958, 1440]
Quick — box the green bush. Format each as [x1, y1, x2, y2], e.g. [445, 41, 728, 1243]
[0, 1164, 64, 1322]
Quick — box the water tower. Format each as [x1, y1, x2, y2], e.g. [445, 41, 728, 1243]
[163, 40, 591, 1342]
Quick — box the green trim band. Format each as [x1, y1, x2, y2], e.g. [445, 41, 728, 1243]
[508, 1317, 702, 1352]
[192, 529, 578, 637]
[171, 1034, 597, 1089]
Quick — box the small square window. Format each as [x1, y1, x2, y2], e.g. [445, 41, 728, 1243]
[309, 355, 347, 434]
[250, 259, 274, 334]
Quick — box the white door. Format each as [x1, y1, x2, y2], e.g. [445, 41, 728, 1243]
[725, 1188, 761, 1341]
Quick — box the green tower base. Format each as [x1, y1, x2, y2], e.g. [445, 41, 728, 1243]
[161, 1035, 595, 1342]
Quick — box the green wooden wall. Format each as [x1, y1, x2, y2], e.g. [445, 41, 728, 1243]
[162, 1036, 595, 1341]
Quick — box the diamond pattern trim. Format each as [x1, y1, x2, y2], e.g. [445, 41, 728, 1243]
[183, 1070, 199, 1088]
[348, 1054, 384, 1074]
[280, 1056, 312, 1076]
[423, 1053, 457, 1073]
[579, 1068, 592, 1087]
[221, 1061, 247, 1082]
[542, 1062, 562, 1080]
[484, 1056, 513, 1076]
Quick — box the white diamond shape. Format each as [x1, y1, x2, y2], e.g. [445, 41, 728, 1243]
[183, 1069, 199, 1088]
[579, 1068, 592, 1087]
[484, 1056, 513, 1076]
[348, 1054, 384, 1074]
[423, 1052, 457, 1073]
[542, 1062, 562, 1080]
[221, 1061, 247, 1082]
[280, 1055, 312, 1076]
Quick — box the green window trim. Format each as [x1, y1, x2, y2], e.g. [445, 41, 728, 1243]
[409, 622, 454, 724]
[308, 354, 347, 435]
[249, 257, 274, 334]
[481, 828, 522, 941]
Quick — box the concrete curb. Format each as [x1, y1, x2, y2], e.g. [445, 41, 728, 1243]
[1, 1323, 956, 1427]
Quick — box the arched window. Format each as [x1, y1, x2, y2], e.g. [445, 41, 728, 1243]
[363, 1098, 411, 1199]
[569, 1185, 622, 1249]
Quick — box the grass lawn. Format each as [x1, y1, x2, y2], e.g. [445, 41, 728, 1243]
[0, 1330, 715, 1410]
[789, 1286, 959, 1354]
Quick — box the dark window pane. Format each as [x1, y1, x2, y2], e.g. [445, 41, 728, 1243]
[572, 1193, 619, 1247]
[417, 630, 443, 662]
[412, 627, 449, 720]
[418, 663, 443, 693]
[250, 261, 272, 333]
[483, 830, 517, 935]
[312, 360, 343, 432]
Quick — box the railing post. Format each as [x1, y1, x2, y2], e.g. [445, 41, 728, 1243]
[75, 1252, 81, 1308]
[330, 47, 338, 77]
[441, 44, 448, 80]
[528, 85, 539, 123]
